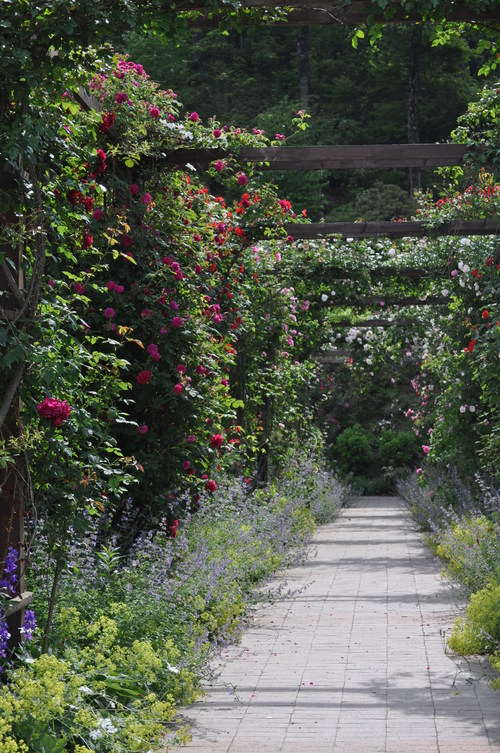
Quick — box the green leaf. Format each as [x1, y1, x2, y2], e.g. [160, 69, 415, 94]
[105, 678, 144, 699]
[33, 734, 68, 753]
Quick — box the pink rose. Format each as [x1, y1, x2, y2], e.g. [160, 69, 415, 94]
[37, 397, 71, 427]
[147, 343, 160, 361]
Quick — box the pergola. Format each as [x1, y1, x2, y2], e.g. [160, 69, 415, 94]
[1, 0, 499, 650]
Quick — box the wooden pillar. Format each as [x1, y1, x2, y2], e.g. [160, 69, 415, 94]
[0, 167, 27, 651]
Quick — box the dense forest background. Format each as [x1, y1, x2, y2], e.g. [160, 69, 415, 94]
[125, 23, 490, 219]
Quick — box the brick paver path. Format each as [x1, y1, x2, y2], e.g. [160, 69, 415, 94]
[178, 496, 500, 753]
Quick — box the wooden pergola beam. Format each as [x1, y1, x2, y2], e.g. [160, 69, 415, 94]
[186, 0, 500, 27]
[158, 143, 467, 170]
[242, 143, 468, 169]
[285, 219, 500, 239]
[350, 295, 451, 306]
[368, 266, 450, 279]
[333, 318, 418, 327]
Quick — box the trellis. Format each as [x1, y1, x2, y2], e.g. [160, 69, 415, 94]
[2, 0, 499, 653]
[157, 143, 500, 239]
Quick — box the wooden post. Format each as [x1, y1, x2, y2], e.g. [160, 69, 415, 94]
[0, 167, 27, 651]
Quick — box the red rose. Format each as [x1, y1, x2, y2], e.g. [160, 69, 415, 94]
[136, 370, 151, 384]
[82, 233, 93, 249]
[210, 433, 224, 449]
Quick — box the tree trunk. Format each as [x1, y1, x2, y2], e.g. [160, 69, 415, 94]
[408, 24, 422, 197]
[297, 27, 311, 107]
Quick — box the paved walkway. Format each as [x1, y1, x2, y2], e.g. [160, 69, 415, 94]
[178, 496, 500, 753]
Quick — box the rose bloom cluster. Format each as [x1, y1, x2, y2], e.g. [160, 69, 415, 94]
[37, 397, 71, 427]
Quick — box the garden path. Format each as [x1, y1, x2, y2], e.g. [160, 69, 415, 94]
[177, 496, 500, 753]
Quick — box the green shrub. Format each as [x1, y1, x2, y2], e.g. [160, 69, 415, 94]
[378, 430, 418, 467]
[448, 583, 500, 655]
[353, 182, 415, 221]
[436, 516, 500, 594]
[334, 424, 373, 474]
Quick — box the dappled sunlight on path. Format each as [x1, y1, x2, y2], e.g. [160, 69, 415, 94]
[177, 496, 500, 753]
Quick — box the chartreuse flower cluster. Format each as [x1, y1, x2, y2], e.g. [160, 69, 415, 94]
[398, 469, 499, 685]
[0, 608, 195, 753]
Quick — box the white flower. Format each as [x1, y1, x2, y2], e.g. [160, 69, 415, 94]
[89, 717, 118, 740]
[459, 405, 467, 413]
[469, 405, 476, 413]
[460, 237, 471, 246]
[100, 718, 117, 735]
[321, 293, 328, 302]
[441, 289, 449, 297]
[388, 247, 396, 256]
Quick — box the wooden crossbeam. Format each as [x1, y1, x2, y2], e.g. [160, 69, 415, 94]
[187, 0, 500, 27]
[352, 295, 451, 306]
[285, 219, 500, 239]
[368, 266, 450, 279]
[242, 143, 468, 169]
[333, 318, 418, 327]
[4, 592, 35, 617]
[316, 351, 350, 363]
[162, 143, 467, 170]
[293, 266, 451, 280]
